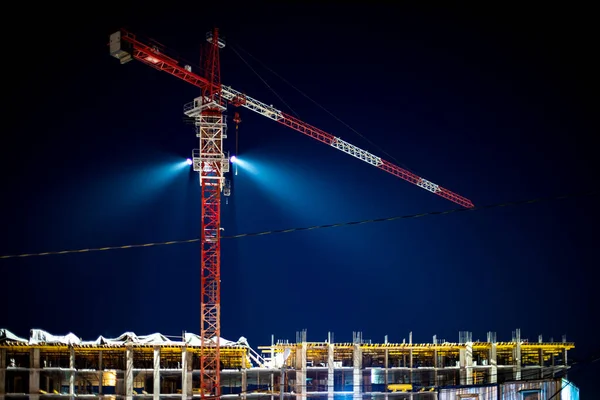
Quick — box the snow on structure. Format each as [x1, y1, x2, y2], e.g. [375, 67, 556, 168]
[0, 329, 27, 343]
[0, 327, 580, 399]
[0, 328, 250, 348]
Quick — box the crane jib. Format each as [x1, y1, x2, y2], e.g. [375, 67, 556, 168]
[110, 29, 474, 208]
[218, 87, 473, 208]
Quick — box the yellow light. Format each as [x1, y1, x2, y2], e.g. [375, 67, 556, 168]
[102, 371, 117, 386]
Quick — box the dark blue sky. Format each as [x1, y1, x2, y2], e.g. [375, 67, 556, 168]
[2, 2, 597, 393]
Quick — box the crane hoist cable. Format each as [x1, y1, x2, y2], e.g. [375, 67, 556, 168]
[230, 42, 418, 176]
[233, 112, 241, 175]
[230, 46, 299, 118]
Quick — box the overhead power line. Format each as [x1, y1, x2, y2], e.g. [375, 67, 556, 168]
[0, 191, 595, 260]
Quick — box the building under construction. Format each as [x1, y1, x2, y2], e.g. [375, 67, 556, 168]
[0, 328, 579, 400]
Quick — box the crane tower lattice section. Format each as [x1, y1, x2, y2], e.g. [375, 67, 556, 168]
[183, 28, 228, 397]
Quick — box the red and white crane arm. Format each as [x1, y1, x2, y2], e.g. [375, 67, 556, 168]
[220, 85, 474, 208]
[110, 29, 474, 208]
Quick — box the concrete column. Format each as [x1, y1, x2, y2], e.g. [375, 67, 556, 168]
[384, 335, 389, 390]
[408, 332, 413, 385]
[459, 348, 466, 385]
[126, 346, 134, 400]
[69, 347, 75, 397]
[465, 342, 473, 385]
[539, 349, 544, 379]
[269, 335, 274, 400]
[409, 349, 413, 384]
[186, 350, 193, 398]
[489, 344, 497, 384]
[241, 368, 247, 400]
[181, 348, 192, 399]
[512, 329, 522, 381]
[327, 343, 334, 400]
[153, 347, 160, 399]
[295, 343, 306, 399]
[384, 341, 389, 400]
[0, 348, 6, 396]
[98, 350, 103, 395]
[514, 343, 522, 381]
[433, 349, 438, 386]
[352, 344, 361, 400]
[181, 348, 188, 400]
[29, 348, 40, 394]
[302, 343, 307, 399]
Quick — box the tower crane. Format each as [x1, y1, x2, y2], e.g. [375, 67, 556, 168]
[108, 28, 474, 398]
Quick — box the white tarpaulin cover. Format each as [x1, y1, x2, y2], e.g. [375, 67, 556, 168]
[0, 328, 248, 347]
[0, 329, 27, 343]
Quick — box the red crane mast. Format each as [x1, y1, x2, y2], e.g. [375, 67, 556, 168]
[110, 28, 226, 396]
[109, 27, 474, 397]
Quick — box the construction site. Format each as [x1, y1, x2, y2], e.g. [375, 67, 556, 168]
[0, 328, 579, 400]
[0, 25, 583, 400]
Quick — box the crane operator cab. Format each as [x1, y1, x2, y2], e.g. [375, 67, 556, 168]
[109, 31, 133, 64]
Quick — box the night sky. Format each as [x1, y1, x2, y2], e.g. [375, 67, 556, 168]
[2, 2, 597, 395]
